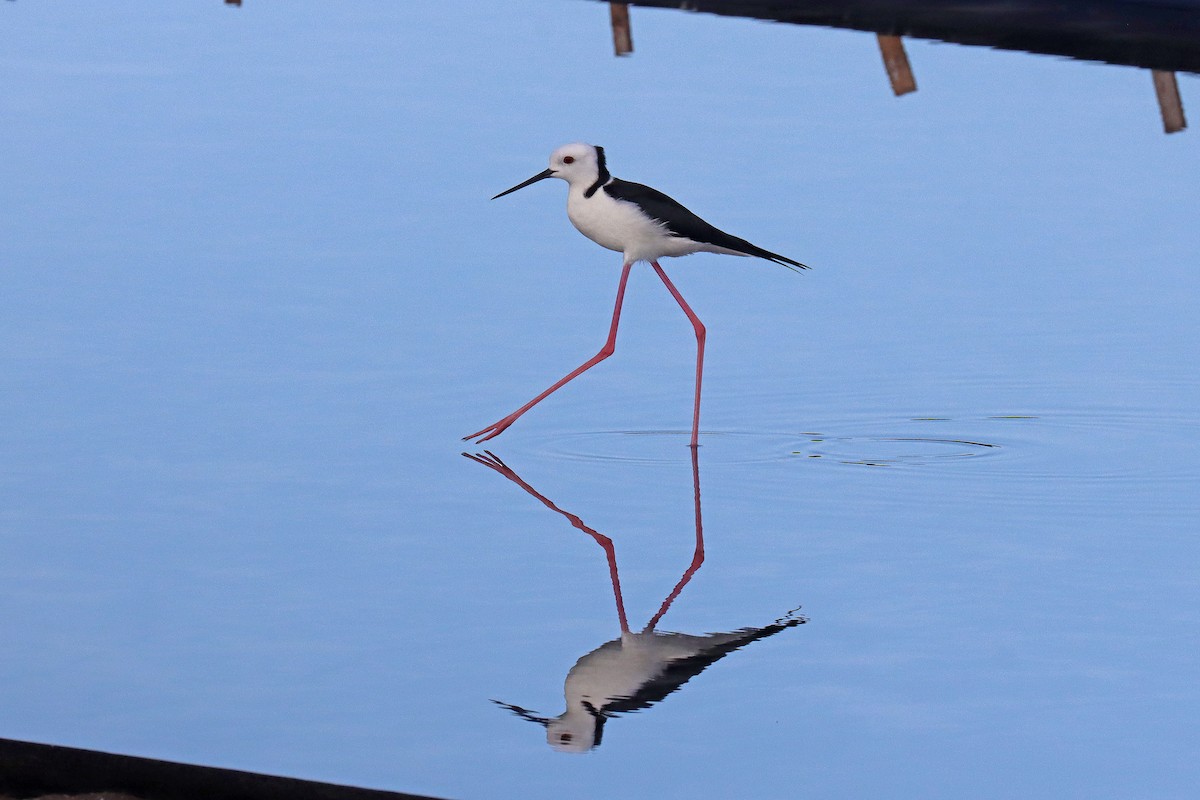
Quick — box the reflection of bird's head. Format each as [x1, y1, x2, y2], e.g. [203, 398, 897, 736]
[492, 699, 606, 753]
[546, 702, 608, 753]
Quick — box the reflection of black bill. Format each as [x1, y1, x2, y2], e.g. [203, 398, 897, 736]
[491, 699, 550, 726]
[492, 168, 554, 200]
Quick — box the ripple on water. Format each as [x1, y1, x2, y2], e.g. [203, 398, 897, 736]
[535, 430, 803, 465]
[517, 408, 1200, 486]
[794, 432, 998, 468]
[791, 410, 1200, 483]
[529, 423, 1004, 469]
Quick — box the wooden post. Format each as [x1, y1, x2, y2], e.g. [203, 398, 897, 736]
[877, 35, 917, 96]
[610, 3, 633, 57]
[1152, 70, 1187, 134]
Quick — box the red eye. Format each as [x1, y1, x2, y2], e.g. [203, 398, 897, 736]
[563, 156, 575, 164]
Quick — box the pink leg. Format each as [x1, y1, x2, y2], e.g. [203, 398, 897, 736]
[462, 451, 631, 633]
[465, 261, 634, 444]
[650, 261, 705, 448]
[644, 446, 705, 631]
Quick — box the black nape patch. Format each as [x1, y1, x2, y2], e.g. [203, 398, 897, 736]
[584, 145, 611, 198]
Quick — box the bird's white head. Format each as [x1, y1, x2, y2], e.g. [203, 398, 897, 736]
[547, 142, 603, 186]
[492, 142, 608, 199]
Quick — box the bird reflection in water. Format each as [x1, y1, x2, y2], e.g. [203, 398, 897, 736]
[462, 447, 806, 752]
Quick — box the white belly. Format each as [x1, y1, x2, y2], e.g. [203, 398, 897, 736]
[566, 188, 701, 263]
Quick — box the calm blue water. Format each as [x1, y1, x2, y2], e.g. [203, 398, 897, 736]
[2, 2, 1198, 798]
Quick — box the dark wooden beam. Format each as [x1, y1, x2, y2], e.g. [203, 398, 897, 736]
[602, 1, 1200, 75]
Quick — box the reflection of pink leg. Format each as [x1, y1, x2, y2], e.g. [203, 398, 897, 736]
[644, 446, 705, 631]
[462, 451, 630, 633]
[651, 261, 705, 449]
[465, 261, 635, 444]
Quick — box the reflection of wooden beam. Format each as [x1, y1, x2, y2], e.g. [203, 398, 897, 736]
[610, 3, 633, 57]
[877, 35, 917, 96]
[1152, 70, 1187, 134]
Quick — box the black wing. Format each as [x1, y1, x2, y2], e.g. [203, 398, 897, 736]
[600, 618, 805, 716]
[604, 178, 808, 270]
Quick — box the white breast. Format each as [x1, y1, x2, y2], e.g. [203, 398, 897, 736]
[566, 186, 702, 263]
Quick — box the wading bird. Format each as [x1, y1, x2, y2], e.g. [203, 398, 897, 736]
[464, 143, 806, 448]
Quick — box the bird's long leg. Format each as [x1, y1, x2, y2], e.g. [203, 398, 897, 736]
[465, 261, 634, 444]
[462, 451, 631, 633]
[650, 261, 705, 449]
[644, 446, 705, 632]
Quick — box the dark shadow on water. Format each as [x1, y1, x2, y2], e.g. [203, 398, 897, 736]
[462, 447, 805, 753]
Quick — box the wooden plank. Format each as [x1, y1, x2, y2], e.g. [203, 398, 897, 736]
[611, 3, 634, 57]
[1152, 70, 1187, 134]
[877, 34, 917, 96]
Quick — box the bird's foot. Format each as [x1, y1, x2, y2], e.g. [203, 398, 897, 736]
[462, 414, 519, 444]
[461, 450, 515, 478]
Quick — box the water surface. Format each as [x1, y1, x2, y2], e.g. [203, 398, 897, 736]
[1, 2, 1198, 798]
